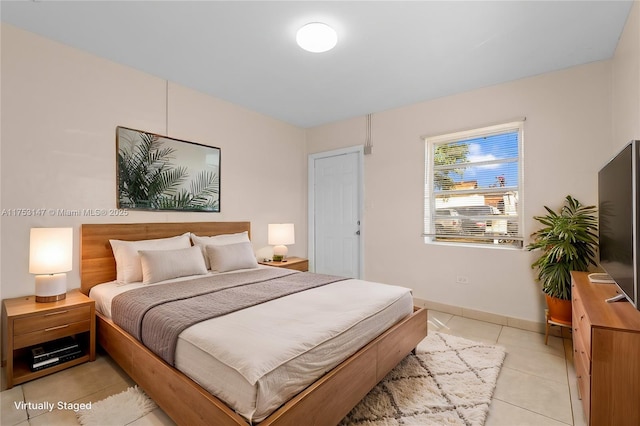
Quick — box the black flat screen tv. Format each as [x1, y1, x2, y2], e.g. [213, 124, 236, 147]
[598, 140, 639, 310]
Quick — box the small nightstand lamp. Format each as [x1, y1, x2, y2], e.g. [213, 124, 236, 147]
[268, 223, 295, 261]
[29, 227, 73, 302]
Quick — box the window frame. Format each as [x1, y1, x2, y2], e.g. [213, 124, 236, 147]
[423, 120, 525, 248]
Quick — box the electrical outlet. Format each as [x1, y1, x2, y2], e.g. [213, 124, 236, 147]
[456, 275, 469, 284]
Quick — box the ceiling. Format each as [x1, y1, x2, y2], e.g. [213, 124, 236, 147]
[1, 1, 633, 128]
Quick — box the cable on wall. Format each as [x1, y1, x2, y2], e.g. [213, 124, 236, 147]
[165, 80, 169, 135]
[364, 113, 373, 155]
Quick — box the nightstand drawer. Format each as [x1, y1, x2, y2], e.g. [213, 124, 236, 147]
[14, 305, 91, 335]
[258, 257, 309, 272]
[284, 260, 309, 272]
[14, 319, 92, 349]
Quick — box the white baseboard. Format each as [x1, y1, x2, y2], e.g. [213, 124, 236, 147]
[413, 297, 548, 335]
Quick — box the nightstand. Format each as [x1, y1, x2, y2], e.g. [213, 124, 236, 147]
[2, 289, 95, 389]
[259, 257, 309, 272]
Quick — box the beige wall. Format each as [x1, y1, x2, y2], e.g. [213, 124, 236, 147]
[307, 61, 613, 324]
[305, 2, 639, 324]
[2, 3, 638, 324]
[0, 24, 307, 299]
[612, 0, 640, 153]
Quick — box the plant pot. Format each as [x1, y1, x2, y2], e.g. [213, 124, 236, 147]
[545, 294, 572, 325]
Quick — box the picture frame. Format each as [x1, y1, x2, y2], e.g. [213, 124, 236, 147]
[116, 126, 221, 212]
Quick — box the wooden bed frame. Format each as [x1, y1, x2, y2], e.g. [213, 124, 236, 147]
[80, 222, 427, 426]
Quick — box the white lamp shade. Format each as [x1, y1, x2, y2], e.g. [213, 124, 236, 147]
[268, 224, 295, 245]
[29, 228, 73, 274]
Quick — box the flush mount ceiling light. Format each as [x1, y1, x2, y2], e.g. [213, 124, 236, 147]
[296, 22, 337, 53]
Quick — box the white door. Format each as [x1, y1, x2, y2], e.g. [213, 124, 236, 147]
[309, 147, 363, 278]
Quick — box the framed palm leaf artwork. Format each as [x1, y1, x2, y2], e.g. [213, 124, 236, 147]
[116, 126, 221, 212]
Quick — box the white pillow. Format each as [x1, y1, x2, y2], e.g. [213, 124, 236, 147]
[139, 246, 207, 284]
[110, 233, 191, 283]
[205, 241, 258, 273]
[190, 231, 250, 269]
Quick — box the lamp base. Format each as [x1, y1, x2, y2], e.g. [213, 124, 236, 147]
[35, 273, 67, 303]
[35, 293, 67, 303]
[273, 244, 288, 262]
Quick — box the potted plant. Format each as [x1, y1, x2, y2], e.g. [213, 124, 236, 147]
[527, 195, 598, 324]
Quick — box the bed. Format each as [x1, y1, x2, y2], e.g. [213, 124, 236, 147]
[80, 221, 427, 426]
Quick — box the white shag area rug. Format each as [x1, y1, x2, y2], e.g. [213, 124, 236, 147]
[340, 332, 506, 426]
[76, 386, 157, 426]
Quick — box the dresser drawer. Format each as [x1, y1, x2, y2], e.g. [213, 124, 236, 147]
[576, 369, 591, 425]
[572, 299, 591, 356]
[14, 319, 92, 349]
[13, 305, 91, 335]
[574, 337, 591, 422]
[574, 334, 591, 375]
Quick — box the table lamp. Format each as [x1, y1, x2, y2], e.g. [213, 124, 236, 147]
[268, 223, 295, 261]
[29, 227, 73, 302]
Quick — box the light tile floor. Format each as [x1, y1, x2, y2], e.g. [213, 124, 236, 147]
[1, 311, 586, 426]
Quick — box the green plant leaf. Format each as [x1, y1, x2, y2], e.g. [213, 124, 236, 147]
[527, 195, 598, 300]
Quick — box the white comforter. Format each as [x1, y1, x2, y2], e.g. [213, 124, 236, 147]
[90, 267, 413, 423]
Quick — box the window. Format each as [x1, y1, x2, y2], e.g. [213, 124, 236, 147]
[424, 121, 524, 248]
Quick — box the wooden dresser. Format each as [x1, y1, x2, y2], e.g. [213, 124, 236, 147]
[571, 271, 640, 426]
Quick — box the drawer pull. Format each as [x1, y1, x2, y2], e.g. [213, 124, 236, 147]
[576, 379, 583, 400]
[44, 324, 69, 332]
[45, 310, 69, 316]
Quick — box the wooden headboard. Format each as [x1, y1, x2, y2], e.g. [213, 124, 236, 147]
[80, 221, 251, 294]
